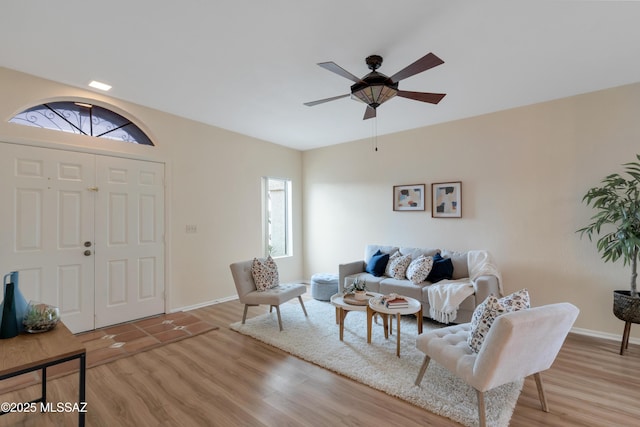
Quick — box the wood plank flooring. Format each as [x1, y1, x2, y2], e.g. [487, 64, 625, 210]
[1, 296, 639, 426]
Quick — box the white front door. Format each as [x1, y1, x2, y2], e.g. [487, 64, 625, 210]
[94, 155, 165, 328]
[0, 143, 165, 333]
[0, 143, 95, 333]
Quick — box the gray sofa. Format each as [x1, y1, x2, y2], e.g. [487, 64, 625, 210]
[338, 245, 502, 323]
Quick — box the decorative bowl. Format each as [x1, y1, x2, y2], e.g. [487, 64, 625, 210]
[23, 302, 59, 333]
[354, 290, 369, 300]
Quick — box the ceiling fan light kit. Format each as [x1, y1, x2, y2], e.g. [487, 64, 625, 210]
[305, 52, 446, 120]
[350, 55, 398, 109]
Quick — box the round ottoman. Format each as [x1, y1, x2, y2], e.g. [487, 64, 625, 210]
[310, 273, 339, 301]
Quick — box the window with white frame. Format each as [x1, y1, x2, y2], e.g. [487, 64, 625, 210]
[263, 177, 292, 257]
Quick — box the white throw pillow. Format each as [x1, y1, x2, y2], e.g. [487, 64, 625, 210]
[389, 254, 412, 280]
[406, 255, 434, 284]
[385, 251, 401, 277]
[467, 288, 530, 352]
[251, 255, 280, 291]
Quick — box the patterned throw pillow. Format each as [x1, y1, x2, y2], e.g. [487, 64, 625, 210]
[406, 255, 434, 284]
[251, 255, 280, 291]
[467, 288, 530, 352]
[385, 251, 401, 277]
[389, 254, 412, 280]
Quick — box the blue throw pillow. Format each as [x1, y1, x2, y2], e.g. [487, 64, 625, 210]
[366, 250, 390, 277]
[426, 253, 454, 283]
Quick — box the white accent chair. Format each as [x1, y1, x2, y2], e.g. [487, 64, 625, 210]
[414, 302, 579, 427]
[229, 260, 308, 331]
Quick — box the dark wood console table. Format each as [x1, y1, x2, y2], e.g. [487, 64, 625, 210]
[0, 322, 86, 426]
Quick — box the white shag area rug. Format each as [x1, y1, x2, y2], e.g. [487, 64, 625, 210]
[230, 299, 523, 427]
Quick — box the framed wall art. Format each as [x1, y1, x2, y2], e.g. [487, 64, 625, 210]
[393, 184, 425, 211]
[432, 181, 462, 218]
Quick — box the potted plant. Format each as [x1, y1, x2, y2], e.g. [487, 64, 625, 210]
[346, 276, 368, 300]
[578, 154, 640, 354]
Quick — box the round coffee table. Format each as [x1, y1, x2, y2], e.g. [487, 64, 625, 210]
[367, 295, 423, 357]
[330, 292, 382, 341]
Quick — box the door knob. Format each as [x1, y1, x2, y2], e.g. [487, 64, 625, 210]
[84, 241, 92, 247]
[84, 250, 92, 256]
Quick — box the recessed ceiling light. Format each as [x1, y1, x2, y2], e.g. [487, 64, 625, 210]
[88, 80, 112, 91]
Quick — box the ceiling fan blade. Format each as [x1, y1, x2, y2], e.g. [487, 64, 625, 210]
[304, 93, 350, 107]
[389, 53, 444, 83]
[363, 105, 376, 120]
[397, 90, 446, 104]
[318, 62, 363, 83]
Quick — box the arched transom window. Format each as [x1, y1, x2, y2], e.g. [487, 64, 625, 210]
[9, 101, 154, 146]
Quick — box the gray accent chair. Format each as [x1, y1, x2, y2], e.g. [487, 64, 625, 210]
[414, 302, 579, 427]
[229, 259, 308, 331]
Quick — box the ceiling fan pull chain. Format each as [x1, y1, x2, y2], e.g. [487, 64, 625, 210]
[372, 116, 378, 152]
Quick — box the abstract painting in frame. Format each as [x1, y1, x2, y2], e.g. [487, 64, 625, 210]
[393, 184, 425, 211]
[432, 181, 462, 218]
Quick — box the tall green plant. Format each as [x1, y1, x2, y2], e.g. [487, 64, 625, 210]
[578, 154, 640, 298]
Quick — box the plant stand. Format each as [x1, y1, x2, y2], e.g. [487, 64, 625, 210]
[613, 290, 640, 355]
[620, 321, 636, 355]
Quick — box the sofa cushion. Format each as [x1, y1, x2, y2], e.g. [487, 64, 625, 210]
[467, 288, 530, 352]
[399, 246, 440, 261]
[365, 250, 390, 277]
[365, 245, 398, 263]
[450, 253, 470, 279]
[426, 253, 454, 283]
[406, 255, 434, 284]
[251, 255, 279, 291]
[389, 253, 412, 279]
[345, 273, 384, 293]
[379, 278, 423, 301]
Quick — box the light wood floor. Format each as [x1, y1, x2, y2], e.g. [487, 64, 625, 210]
[1, 297, 639, 426]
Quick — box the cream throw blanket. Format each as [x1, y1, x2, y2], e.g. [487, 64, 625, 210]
[428, 279, 474, 323]
[427, 250, 502, 323]
[467, 249, 503, 294]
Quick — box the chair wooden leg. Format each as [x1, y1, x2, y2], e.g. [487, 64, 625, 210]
[298, 296, 308, 317]
[415, 355, 431, 386]
[476, 390, 487, 427]
[534, 372, 550, 412]
[274, 305, 283, 331]
[242, 305, 249, 324]
[620, 321, 632, 355]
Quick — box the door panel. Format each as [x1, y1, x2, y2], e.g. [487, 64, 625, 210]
[0, 143, 95, 333]
[94, 155, 165, 328]
[15, 188, 43, 250]
[0, 142, 165, 333]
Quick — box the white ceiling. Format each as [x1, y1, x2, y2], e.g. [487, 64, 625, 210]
[1, 1, 640, 151]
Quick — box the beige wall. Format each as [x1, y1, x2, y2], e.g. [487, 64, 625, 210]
[2, 66, 639, 341]
[0, 67, 303, 311]
[302, 81, 640, 341]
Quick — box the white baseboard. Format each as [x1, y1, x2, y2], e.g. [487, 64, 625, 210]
[171, 282, 309, 313]
[571, 326, 640, 345]
[170, 295, 238, 313]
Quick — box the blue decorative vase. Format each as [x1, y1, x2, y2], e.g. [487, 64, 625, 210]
[0, 283, 18, 338]
[1, 271, 29, 337]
